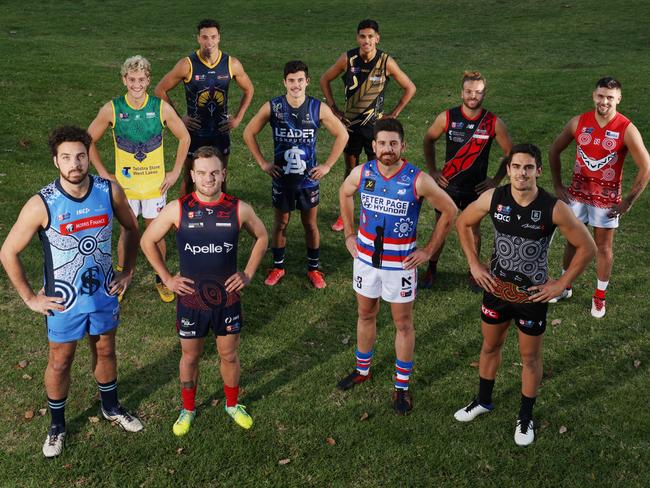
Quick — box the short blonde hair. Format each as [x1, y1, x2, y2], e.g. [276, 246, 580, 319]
[461, 70, 486, 88]
[120, 55, 151, 78]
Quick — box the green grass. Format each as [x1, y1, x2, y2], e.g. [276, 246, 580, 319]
[1, 0, 649, 486]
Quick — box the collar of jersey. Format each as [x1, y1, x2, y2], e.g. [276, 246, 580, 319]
[196, 49, 222, 69]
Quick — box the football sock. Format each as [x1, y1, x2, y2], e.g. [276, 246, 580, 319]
[478, 377, 495, 405]
[48, 397, 67, 428]
[224, 384, 239, 408]
[428, 259, 438, 273]
[394, 359, 414, 390]
[155, 274, 162, 284]
[355, 348, 373, 376]
[271, 247, 286, 270]
[594, 288, 606, 300]
[307, 247, 320, 271]
[97, 379, 119, 412]
[596, 280, 609, 294]
[518, 394, 536, 420]
[181, 385, 197, 412]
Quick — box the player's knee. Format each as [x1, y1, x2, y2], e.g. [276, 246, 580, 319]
[394, 316, 414, 334]
[520, 352, 541, 370]
[596, 244, 613, 260]
[48, 356, 73, 375]
[219, 348, 238, 364]
[181, 350, 201, 367]
[358, 307, 379, 323]
[481, 340, 504, 355]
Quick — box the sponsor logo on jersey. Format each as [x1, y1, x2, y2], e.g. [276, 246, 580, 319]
[184, 242, 234, 255]
[121, 167, 132, 178]
[473, 134, 490, 140]
[57, 212, 70, 221]
[497, 204, 511, 215]
[451, 121, 464, 129]
[188, 222, 204, 229]
[76, 207, 90, 215]
[118, 113, 129, 120]
[361, 194, 409, 216]
[518, 319, 540, 328]
[215, 222, 231, 227]
[217, 75, 229, 80]
[605, 130, 619, 139]
[145, 112, 156, 119]
[582, 127, 594, 134]
[188, 210, 203, 219]
[217, 211, 231, 218]
[481, 304, 499, 319]
[369, 76, 384, 82]
[60, 214, 109, 235]
[364, 179, 376, 192]
[195, 74, 206, 81]
[274, 127, 315, 139]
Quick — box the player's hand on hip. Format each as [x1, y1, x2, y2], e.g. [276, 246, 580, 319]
[108, 270, 133, 296]
[470, 263, 496, 294]
[528, 279, 564, 303]
[165, 274, 195, 296]
[431, 170, 449, 188]
[262, 162, 282, 179]
[553, 184, 571, 204]
[607, 201, 629, 218]
[159, 171, 180, 194]
[182, 115, 201, 131]
[345, 235, 359, 258]
[402, 249, 430, 270]
[309, 165, 330, 180]
[26, 290, 65, 316]
[475, 177, 496, 194]
[225, 271, 250, 293]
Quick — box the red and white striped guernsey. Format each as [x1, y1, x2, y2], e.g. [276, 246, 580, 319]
[569, 110, 631, 208]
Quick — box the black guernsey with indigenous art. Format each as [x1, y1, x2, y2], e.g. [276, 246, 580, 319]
[443, 106, 497, 198]
[184, 51, 232, 138]
[489, 185, 557, 303]
[342, 48, 389, 130]
[176, 192, 240, 311]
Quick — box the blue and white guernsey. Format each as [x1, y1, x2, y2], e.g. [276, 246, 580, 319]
[37, 176, 117, 314]
[269, 95, 321, 189]
[356, 160, 423, 270]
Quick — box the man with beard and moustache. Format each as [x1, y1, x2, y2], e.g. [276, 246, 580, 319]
[243, 60, 348, 289]
[321, 18, 417, 232]
[549, 77, 650, 318]
[336, 118, 457, 415]
[453, 144, 595, 446]
[0, 127, 143, 458]
[141, 146, 267, 435]
[155, 18, 254, 194]
[88, 55, 190, 303]
[421, 71, 513, 290]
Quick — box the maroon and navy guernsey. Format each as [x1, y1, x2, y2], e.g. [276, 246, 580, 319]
[176, 192, 240, 311]
[443, 106, 497, 198]
[356, 160, 423, 270]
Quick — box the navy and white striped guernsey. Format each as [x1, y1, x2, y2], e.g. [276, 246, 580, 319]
[269, 95, 321, 189]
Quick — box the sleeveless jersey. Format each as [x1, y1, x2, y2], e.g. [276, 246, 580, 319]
[569, 111, 631, 208]
[269, 95, 321, 189]
[184, 50, 232, 138]
[111, 94, 165, 200]
[442, 106, 497, 197]
[38, 175, 117, 314]
[357, 160, 422, 270]
[489, 185, 557, 303]
[342, 48, 389, 129]
[176, 192, 240, 310]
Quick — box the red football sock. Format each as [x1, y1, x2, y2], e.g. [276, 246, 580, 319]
[594, 289, 606, 300]
[224, 384, 239, 408]
[181, 386, 197, 412]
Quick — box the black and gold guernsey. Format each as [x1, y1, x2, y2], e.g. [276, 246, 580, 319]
[342, 48, 389, 130]
[183, 50, 232, 138]
[489, 185, 557, 303]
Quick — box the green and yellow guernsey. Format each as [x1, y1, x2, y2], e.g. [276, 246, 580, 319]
[110, 94, 166, 200]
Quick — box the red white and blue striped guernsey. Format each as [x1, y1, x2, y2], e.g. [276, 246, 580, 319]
[356, 160, 423, 270]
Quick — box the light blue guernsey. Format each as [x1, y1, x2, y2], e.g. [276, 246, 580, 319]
[38, 175, 117, 313]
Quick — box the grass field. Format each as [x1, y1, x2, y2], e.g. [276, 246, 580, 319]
[1, 1, 649, 486]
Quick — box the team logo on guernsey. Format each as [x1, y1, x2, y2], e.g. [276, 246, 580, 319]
[118, 113, 129, 120]
[188, 210, 203, 219]
[531, 210, 541, 222]
[283, 147, 307, 175]
[451, 122, 464, 129]
[57, 212, 70, 221]
[394, 217, 414, 237]
[578, 146, 617, 171]
[397, 174, 411, 186]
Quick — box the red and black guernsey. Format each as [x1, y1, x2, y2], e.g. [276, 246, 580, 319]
[489, 185, 557, 303]
[176, 192, 240, 311]
[443, 106, 497, 198]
